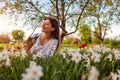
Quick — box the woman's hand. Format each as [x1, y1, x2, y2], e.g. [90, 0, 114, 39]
[23, 37, 34, 54]
[23, 43, 30, 53]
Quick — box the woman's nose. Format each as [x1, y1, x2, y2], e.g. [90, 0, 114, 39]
[42, 24, 45, 27]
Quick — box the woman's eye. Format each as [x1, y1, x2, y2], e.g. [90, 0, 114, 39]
[45, 23, 49, 25]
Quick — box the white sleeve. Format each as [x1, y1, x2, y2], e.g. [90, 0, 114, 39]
[31, 33, 40, 38]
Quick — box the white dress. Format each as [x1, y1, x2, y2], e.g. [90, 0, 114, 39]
[30, 33, 58, 57]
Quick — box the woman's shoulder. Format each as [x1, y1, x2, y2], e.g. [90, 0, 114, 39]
[31, 33, 41, 38]
[30, 33, 41, 43]
[50, 39, 58, 43]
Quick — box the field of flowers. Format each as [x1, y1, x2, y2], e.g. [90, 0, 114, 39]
[0, 45, 120, 80]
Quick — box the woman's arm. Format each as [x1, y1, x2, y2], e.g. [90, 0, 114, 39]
[23, 33, 40, 54]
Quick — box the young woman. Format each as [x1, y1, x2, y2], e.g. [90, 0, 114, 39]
[24, 16, 60, 57]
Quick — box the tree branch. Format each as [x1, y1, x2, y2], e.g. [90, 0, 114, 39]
[66, 13, 80, 21]
[65, 0, 90, 36]
[93, 31, 101, 40]
[55, 0, 61, 23]
[49, 0, 56, 8]
[26, 1, 45, 18]
[65, 0, 76, 16]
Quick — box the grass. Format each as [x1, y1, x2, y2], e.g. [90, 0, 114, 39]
[0, 43, 8, 47]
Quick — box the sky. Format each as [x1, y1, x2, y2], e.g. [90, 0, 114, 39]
[106, 24, 120, 38]
[0, 14, 42, 39]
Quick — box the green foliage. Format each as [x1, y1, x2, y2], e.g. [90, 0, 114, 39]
[84, 0, 119, 45]
[105, 0, 113, 6]
[93, 37, 120, 49]
[11, 30, 24, 41]
[62, 36, 73, 44]
[78, 24, 92, 43]
[104, 38, 120, 50]
[0, 56, 32, 80]
[92, 37, 101, 44]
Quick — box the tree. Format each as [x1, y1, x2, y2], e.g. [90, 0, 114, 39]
[0, 0, 90, 41]
[11, 29, 24, 42]
[78, 24, 92, 43]
[82, 0, 120, 45]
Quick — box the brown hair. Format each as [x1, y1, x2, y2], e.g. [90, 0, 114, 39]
[44, 16, 60, 52]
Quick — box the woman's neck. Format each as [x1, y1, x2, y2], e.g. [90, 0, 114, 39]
[42, 33, 51, 40]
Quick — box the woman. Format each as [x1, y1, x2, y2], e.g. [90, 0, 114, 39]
[24, 16, 60, 57]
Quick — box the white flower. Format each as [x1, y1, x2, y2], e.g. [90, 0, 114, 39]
[110, 72, 118, 80]
[21, 73, 32, 80]
[32, 54, 38, 60]
[68, 50, 80, 56]
[117, 70, 120, 79]
[105, 54, 113, 61]
[21, 61, 43, 80]
[5, 57, 10, 67]
[92, 45, 102, 53]
[59, 51, 66, 58]
[71, 53, 82, 63]
[109, 70, 120, 80]
[103, 47, 112, 53]
[88, 66, 100, 80]
[0, 51, 9, 61]
[21, 48, 28, 56]
[32, 52, 44, 59]
[26, 65, 43, 79]
[82, 54, 90, 68]
[117, 70, 120, 74]
[0, 50, 11, 67]
[0, 53, 2, 61]
[91, 53, 101, 62]
[30, 61, 36, 66]
[113, 50, 120, 60]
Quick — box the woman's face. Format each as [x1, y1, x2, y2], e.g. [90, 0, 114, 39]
[41, 19, 55, 33]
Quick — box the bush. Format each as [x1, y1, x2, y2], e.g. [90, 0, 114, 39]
[104, 38, 120, 50]
[0, 34, 10, 43]
[62, 36, 73, 44]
